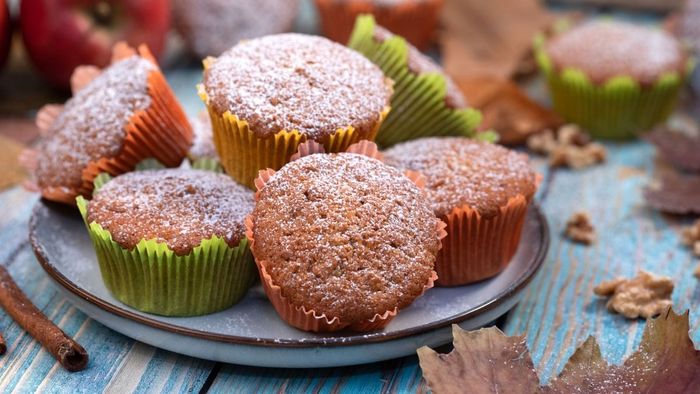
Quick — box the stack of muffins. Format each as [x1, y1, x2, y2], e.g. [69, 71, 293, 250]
[27, 19, 539, 333]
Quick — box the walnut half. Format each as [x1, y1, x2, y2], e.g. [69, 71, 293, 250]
[594, 271, 674, 319]
[564, 211, 595, 245]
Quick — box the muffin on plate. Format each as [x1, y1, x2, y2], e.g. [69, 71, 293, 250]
[188, 111, 222, 171]
[246, 141, 443, 332]
[172, 0, 299, 58]
[348, 16, 484, 147]
[77, 169, 256, 316]
[24, 43, 192, 205]
[315, 0, 443, 50]
[536, 20, 690, 140]
[199, 33, 392, 188]
[384, 137, 538, 286]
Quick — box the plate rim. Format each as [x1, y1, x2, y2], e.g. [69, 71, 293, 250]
[29, 200, 549, 348]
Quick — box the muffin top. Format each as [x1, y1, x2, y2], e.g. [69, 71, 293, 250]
[189, 111, 218, 160]
[546, 21, 686, 85]
[35, 55, 156, 190]
[203, 33, 392, 140]
[252, 153, 440, 323]
[87, 169, 254, 255]
[373, 25, 466, 108]
[384, 137, 537, 217]
[172, 0, 299, 58]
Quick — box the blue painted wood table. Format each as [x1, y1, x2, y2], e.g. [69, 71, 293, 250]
[1, 64, 699, 394]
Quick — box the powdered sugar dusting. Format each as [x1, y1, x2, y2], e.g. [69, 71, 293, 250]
[547, 21, 686, 85]
[252, 153, 440, 323]
[35, 56, 156, 189]
[88, 169, 254, 255]
[189, 111, 218, 160]
[203, 33, 392, 140]
[173, 0, 299, 58]
[384, 138, 537, 217]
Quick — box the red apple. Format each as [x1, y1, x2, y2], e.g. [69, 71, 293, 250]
[20, 0, 169, 88]
[0, 0, 10, 70]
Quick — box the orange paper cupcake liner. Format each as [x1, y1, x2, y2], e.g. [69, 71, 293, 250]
[315, 0, 443, 49]
[246, 140, 443, 332]
[78, 62, 192, 197]
[435, 195, 530, 286]
[29, 44, 193, 204]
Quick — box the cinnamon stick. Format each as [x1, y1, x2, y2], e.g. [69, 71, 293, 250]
[0, 265, 88, 371]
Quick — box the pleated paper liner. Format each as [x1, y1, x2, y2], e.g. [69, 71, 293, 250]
[348, 15, 484, 148]
[246, 140, 444, 332]
[76, 175, 257, 317]
[315, 0, 443, 50]
[28, 44, 193, 205]
[198, 70, 389, 188]
[436, 195, 530, 287]
[189, 157, 224, 173]
[534, 34, 692, 140]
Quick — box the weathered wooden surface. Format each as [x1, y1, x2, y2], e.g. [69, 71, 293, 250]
[0, 139, 696, 392]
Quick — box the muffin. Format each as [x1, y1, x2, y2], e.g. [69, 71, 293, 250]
[315, 0, 443, 50]
[188, 111, 222, 171]
[77, 169, 256, 316]
[384, 137, 538, 286]
[26, 43, 192, 205]
[348, 16, 483, 147]
[246, 141, 443, 332]
[199, 33, 392, 188]
[536, 20, 690, 140]
[172, 0, 299, 58]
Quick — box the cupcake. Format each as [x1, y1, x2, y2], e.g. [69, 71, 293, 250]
[76, 169, 257, 316]
[172, 0, 299, 58]
[315, 0, 443, 50]
[384, 137, 538, 286]
[246, 141, 443, 332]
[25, 43, 192, 205]
[536, 20, 691, 140]
[188, 111, 222, 171]
[348, 16, 483, 147]
[199, 33, 392, 188]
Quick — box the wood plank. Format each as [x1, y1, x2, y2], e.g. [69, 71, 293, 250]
[504, 141, 700, 383]
[0, 188, 215, 393]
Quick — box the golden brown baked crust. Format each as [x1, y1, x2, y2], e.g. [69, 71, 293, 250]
[88, 169, 254, 255]
[251, 153, 441, 323]
[384, 137, 537, 217]
[203, 33, 392, 140]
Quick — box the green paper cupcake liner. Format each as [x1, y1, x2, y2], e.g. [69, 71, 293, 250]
[189, 157, 224, 173]
[535, 34, 692, 140]
[348, 15, 484, 147]
[76, 176, 256, 317]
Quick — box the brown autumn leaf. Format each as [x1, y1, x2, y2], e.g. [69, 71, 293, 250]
[441, 0, 555, 81]
[643, 170, 700, 214]
[645, 122, 700, 173]
[418, 309, 700, 394]
[457, 77, 562, 145]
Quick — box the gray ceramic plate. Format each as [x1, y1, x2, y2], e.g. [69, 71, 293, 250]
[30, 200, 549, 368]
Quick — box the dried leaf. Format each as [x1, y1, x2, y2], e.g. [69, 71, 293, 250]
[442, 0, 555, 81]
[418, 309, 700, 394]
[645, 121, 700, 172]
[457, 78, 562, 145]
[417, 325, 540, 394]
[643, 170, 700, 214]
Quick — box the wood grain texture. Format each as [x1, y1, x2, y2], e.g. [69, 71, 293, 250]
[0, 142, 697, 392]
